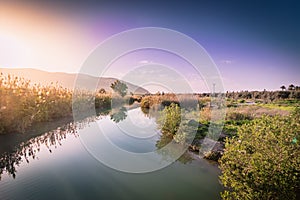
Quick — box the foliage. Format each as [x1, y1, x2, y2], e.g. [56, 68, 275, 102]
[219, 108, 300, 200]
[110, 80, 128, 97]
[158, 103, 181, 135]
[140, 94, 199, 109]
[155, 133, 194, 164]
[140, 97, 151, 108]
[225, 87, 300, 102]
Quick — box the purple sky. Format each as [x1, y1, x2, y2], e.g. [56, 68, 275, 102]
[1, 0, 299, 92]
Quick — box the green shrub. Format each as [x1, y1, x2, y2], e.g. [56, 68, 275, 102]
[219, 108, 300, 200]
[158, 103, 181, 135]
[238, 99, 246, 103]
[140, 98, 151, 108]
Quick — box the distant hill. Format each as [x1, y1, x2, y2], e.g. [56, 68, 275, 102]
[0, 68, 149, 94]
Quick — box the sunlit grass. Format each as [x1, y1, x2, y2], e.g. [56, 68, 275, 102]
[258, 103, 296, 111]
[0, 73, 73, 134]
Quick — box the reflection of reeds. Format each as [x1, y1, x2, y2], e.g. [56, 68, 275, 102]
[0, 116, 96, 179]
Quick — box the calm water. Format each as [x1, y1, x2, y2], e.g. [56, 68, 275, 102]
[0, 107, 222, 200]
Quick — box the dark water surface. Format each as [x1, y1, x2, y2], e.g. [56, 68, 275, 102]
[0, 108, 222, 200]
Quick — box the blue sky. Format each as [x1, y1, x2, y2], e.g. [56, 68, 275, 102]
[0, 0, 299, 92]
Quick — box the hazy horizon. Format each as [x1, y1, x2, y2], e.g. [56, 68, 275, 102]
[1, 67, 298, 93]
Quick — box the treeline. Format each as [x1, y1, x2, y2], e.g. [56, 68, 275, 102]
[225, 90, 300, 102]
[152, 84, 300, 102]
[197, 86, 300, 102]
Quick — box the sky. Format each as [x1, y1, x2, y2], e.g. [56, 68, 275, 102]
[0, 0, 299, 92]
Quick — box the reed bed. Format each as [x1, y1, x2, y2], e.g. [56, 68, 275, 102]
[0, 73, 73, 134]
[0, 73, 139, 134]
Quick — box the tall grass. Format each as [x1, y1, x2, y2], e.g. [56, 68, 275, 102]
[141, 93, 201, 110]
[0, 73, 143, 134]
[0, 73, 73, 134]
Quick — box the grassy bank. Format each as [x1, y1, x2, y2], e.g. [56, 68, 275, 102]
[220, 108, 300, 200]
[0, 73, 73, 134]
[148, 94, 299, 199]
[147, 93, 298, 154]
[0, 73, 118, 134]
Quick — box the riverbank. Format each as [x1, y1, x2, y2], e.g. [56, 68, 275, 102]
[140, 94, 299, 163]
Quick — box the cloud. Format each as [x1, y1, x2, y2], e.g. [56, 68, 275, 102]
[220, 60, 234, 64]
[138, 60, 150, 64]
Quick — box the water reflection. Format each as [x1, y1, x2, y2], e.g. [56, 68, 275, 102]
[110, 107, 127, 123]
[0, 105, 198, 180]
[156, 134, 194, 164]
[142, 104, 196, 164]
[0, 118, 92, 180]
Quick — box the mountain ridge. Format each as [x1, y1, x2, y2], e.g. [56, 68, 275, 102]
[0, 68, 149, 94]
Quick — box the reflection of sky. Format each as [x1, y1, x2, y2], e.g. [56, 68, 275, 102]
[0, 1, 299, 91]
[98, 110, 160, 152]
[0, 118, 223, 199]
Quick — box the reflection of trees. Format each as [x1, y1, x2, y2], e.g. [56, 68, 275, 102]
[156, 134, 194, 164]
[141, 104, 162, 119]
[0, 153, 21, 179]
[0, 104, 131, 180]
[154, 104, 201, 165]
[110, 107, 127, 123]
[0, 116, 98, 180]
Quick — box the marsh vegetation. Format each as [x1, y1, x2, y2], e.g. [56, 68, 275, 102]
[0, 73, 299, 199]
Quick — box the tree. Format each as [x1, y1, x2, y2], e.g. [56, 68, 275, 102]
[110, 80, 128, 97]
[220, 108, 300, 200]
[280, 85, 286, 91]
[99, 88, 106, 94]
[288, 84, 295, 91]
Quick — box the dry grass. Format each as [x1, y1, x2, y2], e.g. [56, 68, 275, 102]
[226, 105, 290, 121]
[0, 73, 73, 134]
[199, 104, 291, 123]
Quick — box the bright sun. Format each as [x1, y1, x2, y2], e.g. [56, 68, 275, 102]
[0, 31, 32, 68]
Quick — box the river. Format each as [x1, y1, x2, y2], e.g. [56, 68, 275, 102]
[0, 107, 222, 200]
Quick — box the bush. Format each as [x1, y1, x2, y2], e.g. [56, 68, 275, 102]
[219, 108, 300, 200]
[158, 103, 181, 135]
[141, 98, 151, 108]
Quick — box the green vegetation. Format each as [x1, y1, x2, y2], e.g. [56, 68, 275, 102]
[225, 85, 300, 103]
[220, 108, 300, 200]
[155, 103, 198, 164]
[158, 103, 181, 136]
